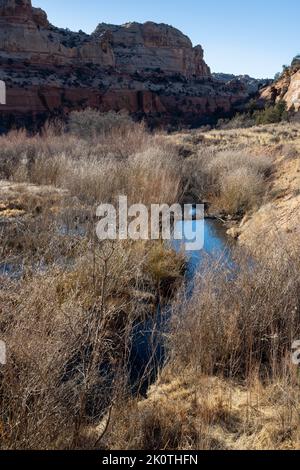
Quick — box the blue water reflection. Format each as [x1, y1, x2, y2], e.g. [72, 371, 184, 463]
[129, 218, 235, 394]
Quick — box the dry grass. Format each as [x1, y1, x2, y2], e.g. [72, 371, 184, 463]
[207, 150, 271, 215]
[183, 148, 272, 216]
[218, 168, 264, 215]
[0, 123, 180, 207]
[102, 122, 300, 451]
[1, 116, 300, 450]
[178, 122, 300, 218]
[105, 235, 300, 450]
[0, 115, 185, 449]
[170, 243, 300, 378]
[107, 371, 300, 450]
[0, 238, 185, 449]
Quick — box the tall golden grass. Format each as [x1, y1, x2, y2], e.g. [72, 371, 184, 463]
[1, 113, 300, 450]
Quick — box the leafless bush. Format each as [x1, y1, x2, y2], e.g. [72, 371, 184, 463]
[0, 119, 180, 205]
[169, 240, 300, 379]
[68, 109, 135, 139]
[127, 146, 182, 205]
[0, 236, 185, 449]
[2, 120, 300, 451]
[207, 150, 272, 179]
[185, 149, 273, 215]
[219, 168, 264, 214]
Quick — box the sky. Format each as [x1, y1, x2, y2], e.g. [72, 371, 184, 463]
[32, 0, 300, 78]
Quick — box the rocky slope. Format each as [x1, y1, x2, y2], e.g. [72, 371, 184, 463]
[213, 73, 271, 95]
[260, 59, 300, 112]
[0, 0, 251, 129]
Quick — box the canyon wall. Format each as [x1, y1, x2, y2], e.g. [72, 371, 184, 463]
[0, 0, 249, 128]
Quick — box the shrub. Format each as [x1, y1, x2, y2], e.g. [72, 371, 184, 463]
[217, 101, 291, 130]
[219, 167, 264, 214]
[0, 120, 176, 205]
[217, 113, 256, 130]
[206, 150, 271, 180]
[169, 238, 300, 379]
[0, 237, 185, 449]
[68, 109, 135, 139]
[128, 145, 182, 205]
[254, 101, 289, 125]
[291, 54, 300, 69]
[188, 149, 272, 216]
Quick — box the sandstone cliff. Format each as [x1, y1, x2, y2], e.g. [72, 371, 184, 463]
[0, 0, 249, 128]
[93, 22, 211, 78]
[0, 0, 115, 66]
[260, 60, 300, 112]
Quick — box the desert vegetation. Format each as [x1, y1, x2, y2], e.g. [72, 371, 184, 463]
[105, 243, 300, 450]
[184, 148, 271, 215]
[217, 100, 294, 130]
[0, 110, 300, 449]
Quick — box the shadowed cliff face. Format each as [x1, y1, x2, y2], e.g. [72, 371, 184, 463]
[0, 0, 250, 129]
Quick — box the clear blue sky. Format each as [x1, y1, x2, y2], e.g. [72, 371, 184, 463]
[32, 0, 299, 78]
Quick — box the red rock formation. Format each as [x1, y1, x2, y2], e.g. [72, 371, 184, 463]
[0, 0, 115, 66]
[0, 0, 249, 128]
[93, 22, 211, 78]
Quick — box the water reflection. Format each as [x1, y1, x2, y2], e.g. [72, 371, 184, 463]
[173, 218, 234, 279]
[129, 218, 235, 395]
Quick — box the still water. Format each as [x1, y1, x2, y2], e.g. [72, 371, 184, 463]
[129, 218, 235, 394]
